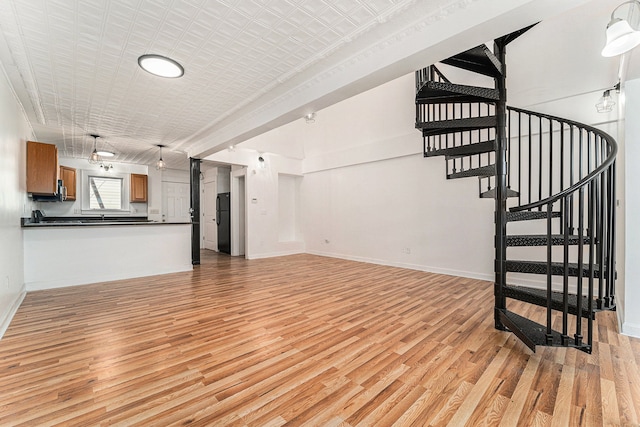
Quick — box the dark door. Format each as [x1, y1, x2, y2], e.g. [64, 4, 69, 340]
[216, 192, 231, 254]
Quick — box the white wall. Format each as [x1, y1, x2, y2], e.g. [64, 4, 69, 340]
[0, 65, 34, 337]
[303, 154, 495, 278]
[299, 73, 492, 278]
[622, 78, 640, 337]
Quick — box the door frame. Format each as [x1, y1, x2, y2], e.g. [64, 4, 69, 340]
[231, 167, 247, 258]
[202, 173, 217, 251]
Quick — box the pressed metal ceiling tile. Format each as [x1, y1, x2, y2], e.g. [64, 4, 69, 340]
[0, 0, 464, 168]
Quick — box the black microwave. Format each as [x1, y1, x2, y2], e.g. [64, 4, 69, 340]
[31, 179, 66, 202]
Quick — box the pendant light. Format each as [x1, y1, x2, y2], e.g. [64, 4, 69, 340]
[596, 90, 616, 112]
[88, 134, 100, 164]
[156, 145, 166, 170]
[602, 1, 640, 57]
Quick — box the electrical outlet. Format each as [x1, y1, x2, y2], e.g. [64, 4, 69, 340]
[402, 247, 411, 254]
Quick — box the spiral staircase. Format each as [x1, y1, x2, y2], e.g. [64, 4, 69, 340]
[415, 27, 617, 354]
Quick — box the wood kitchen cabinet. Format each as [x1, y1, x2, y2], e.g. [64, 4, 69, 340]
[59, 165, 77, 201]
[130, 173, 148, 202]
[27, 141, 59, 195]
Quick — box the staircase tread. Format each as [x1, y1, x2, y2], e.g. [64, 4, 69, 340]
[506, 211, 562, 222]
[418, 116, 497, 137]
[441, 45, 502, 78]
[505, 259, 604, 278]
[498, 309, 590, 353]
[448, 164, 495, 179]
[480, 187, 519, 199]
[416, 81, 499, 104]
[426, 140, 495, 158]
[506, 234, 592, 247]
[417, 116, 496, 129]
[503, 284, 595, 319]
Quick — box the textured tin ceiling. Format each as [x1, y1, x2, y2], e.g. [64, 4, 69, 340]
[0, 0, 590, 169]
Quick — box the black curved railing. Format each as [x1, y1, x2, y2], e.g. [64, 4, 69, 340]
[506, 107, 617, 349]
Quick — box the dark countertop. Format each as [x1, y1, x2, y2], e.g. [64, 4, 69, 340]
[22, 217, 194, 228]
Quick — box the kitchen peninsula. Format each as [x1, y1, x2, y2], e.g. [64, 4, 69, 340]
[23, 219, 192, 291]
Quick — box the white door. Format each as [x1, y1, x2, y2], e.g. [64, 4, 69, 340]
[162, 182, 190, 223]
[203, 180, 217, 250]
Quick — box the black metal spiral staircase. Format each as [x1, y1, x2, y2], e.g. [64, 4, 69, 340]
[415, 27, 617, 354]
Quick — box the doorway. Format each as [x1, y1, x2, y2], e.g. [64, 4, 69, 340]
[231, 169, 246, 257]
[203, 178, 217, 250]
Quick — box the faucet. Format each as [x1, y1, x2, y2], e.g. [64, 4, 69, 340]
[32, 210, 45, 223]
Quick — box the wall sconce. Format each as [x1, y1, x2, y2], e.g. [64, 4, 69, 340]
[602, 1, 640, 56]
[596, 82, 621, 113]
[304, 112, 316, 124]
[258, 155, 266, 169]
[156, 145, 166, 170]
[100, 163, 113, 171]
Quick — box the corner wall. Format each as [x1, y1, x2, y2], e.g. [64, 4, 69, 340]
[0, 64, 34, 337]
[622, 78, 640, 337]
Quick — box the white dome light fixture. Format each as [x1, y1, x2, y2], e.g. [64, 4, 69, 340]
[138, 54, 184, 78]
[602, 1, 640, 57]
[96, 150, 115, 157]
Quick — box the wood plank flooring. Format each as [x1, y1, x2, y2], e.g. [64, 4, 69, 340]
[0, 251, 638, 426]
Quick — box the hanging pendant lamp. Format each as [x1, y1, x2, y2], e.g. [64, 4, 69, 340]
[602, 1, 640, 57]
[156, 145, 166, 170]
[88, 134, 100, 164]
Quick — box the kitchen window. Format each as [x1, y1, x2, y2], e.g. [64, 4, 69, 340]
[81, 170, 131, 212]
[88, 176, 123, 210]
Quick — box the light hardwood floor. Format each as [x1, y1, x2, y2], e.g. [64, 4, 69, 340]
[0, 251, 638, 426]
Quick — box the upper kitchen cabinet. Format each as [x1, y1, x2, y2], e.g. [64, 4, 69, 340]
[130, 173, 148, 203]
[27, 141, 59, 195]
[59, 165, 76, 201]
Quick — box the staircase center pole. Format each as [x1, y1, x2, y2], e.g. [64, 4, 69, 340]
[494, 39, 508, 330]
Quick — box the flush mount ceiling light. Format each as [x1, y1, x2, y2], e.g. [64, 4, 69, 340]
[96, 149, 115, 157]
[138, 54, 184, 78]
[602, 1, 640, 57]
[156, 145, 167, 171]
[88, 134, 100, 164]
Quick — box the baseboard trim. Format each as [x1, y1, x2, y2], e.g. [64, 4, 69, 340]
[621, 321, 640, 339]
[247, 249, 305, 260]
[0, 285, 26, 340]
[305, 250, 494, 282]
